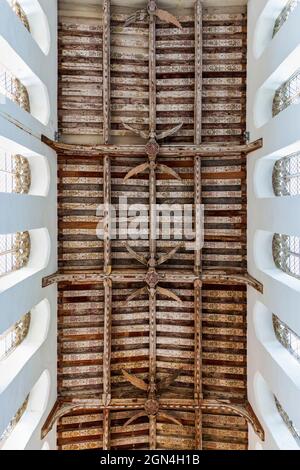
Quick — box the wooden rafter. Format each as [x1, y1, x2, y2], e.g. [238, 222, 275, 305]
[103, 278, 112, 406]
[103, 155, 111, 274]
[194, 0, 203, 145]
[42, 135, 263, 158]
[194, 154, 202, 276]
[201, 400, 265, 442]
[50, 2, 264, 451]
[41, 397, 264, 442]
[103, 0, 111, 144]
[202, 271, 264, 293]
[194, 279, 202, 449]
[43, 270, 263, 292]
[149, 1, 156, 138]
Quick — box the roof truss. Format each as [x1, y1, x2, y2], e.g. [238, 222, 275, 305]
[42, 0, 264, 450]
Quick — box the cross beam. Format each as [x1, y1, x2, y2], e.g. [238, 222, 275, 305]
[43, 270, 263, 293]
[42, 135, 263, 158]
[41, 398, 264, 442]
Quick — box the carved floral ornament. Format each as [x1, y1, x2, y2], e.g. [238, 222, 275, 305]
[13, 155, 31, 194]
[0, 312, 31, 361]
[0, 63, 31, 113]
[273, 233, 300, 280]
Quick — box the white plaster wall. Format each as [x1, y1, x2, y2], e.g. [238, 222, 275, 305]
[247, 0, 300, 451]
[0, 0, 57, 450]
[0, 0, 57, 138]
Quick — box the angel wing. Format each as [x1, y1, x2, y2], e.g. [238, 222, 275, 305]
[155, 9, 183, 30]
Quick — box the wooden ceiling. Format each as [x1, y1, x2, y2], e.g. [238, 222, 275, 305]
[41, 0, 264, 450]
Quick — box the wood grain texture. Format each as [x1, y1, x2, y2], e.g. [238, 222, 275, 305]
[49, 2, 264, 451]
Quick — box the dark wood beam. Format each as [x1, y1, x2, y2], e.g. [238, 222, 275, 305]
[202, 271, 264, 293]
[102, 409, 110, 450]
[42, 397, 264, 443]
[103, 278, 112, 405]
[194, 279, 202, 449]
[194, 154, 202, 276]
[201, 400, 265, 442]
[42, 135, 263, 157]
[103, 0, 111, 144]
[103, 155, 111, 275]
[194, 0, 203, 145]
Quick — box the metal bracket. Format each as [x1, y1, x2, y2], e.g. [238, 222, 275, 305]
[244, 131, 250, 143]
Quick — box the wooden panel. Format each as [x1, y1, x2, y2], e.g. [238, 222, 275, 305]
[202, 10, 247, 145]
[202, 153, 247, 271]
[54, 2, 254, 452]
[156, 12, 195, 143]
[202, 283, 247, 402]
[58, 19, 104, 137]
[58, 158, 104, 270]
[110, 9, 149, 141]
[57, 282, 104, 398]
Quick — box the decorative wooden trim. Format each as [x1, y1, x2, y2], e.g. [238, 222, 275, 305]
[194, 0, 203, 145]
[194, 409, 202, 450]
[41, 400, 60, 439]
[41, 136, 263, 158]
[194, 154, 202, 276]
[103, 0, 111, 144]
[201, 400, 265, 441]
[103, 278, 112, 405]
[41, 397, 198, 439]
[149, 2, 156, 138]
[44, 271, 262, 292]
[194, 280, 202, 401]
[194, 279, 202, 449]
[43, 270, 199, 287]
[41, 401, 88, 439]
[42, 271, 107, 287]
[149, 415, 157, 451]
[103, 155, 111, 275]
[103, 409, 110, 450]
[44, 397, 264, 443]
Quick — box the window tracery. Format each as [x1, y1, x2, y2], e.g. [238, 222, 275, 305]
[273, 234, 300, 279]
[0, 231, 30, 277]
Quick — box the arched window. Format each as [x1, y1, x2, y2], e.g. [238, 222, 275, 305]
[0, 232, 30, 277]
[6, 0, 30, 32]
[275, 396, 300, 446]
[273, 0, 299, 37]
[273, 314, 300, 362]
[272, 69, 300, 117]
[0, 151, 31, 194]
[273, 233, 300, 279]
[0, 395, 29, 445]
[0, 312, 31, 361]
[0, 63, 30, 113]
[273, 152, 300, 196]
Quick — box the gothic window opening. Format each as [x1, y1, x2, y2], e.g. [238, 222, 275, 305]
[6, 0, 31, 32]
[273, 152, 300, 196]
[272, 69, 300, 117]
[273, 0, 299, 37]
[275, 396, 300, 446]
[0, 395, 29, 445]
[0, 231, 30, 277]
[0, 312, 31, 361]
[0, 63, 30, 113]
[273, 234, 300, 279]
[0, 151, 31, 194]
[273, 314, 300, 362]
